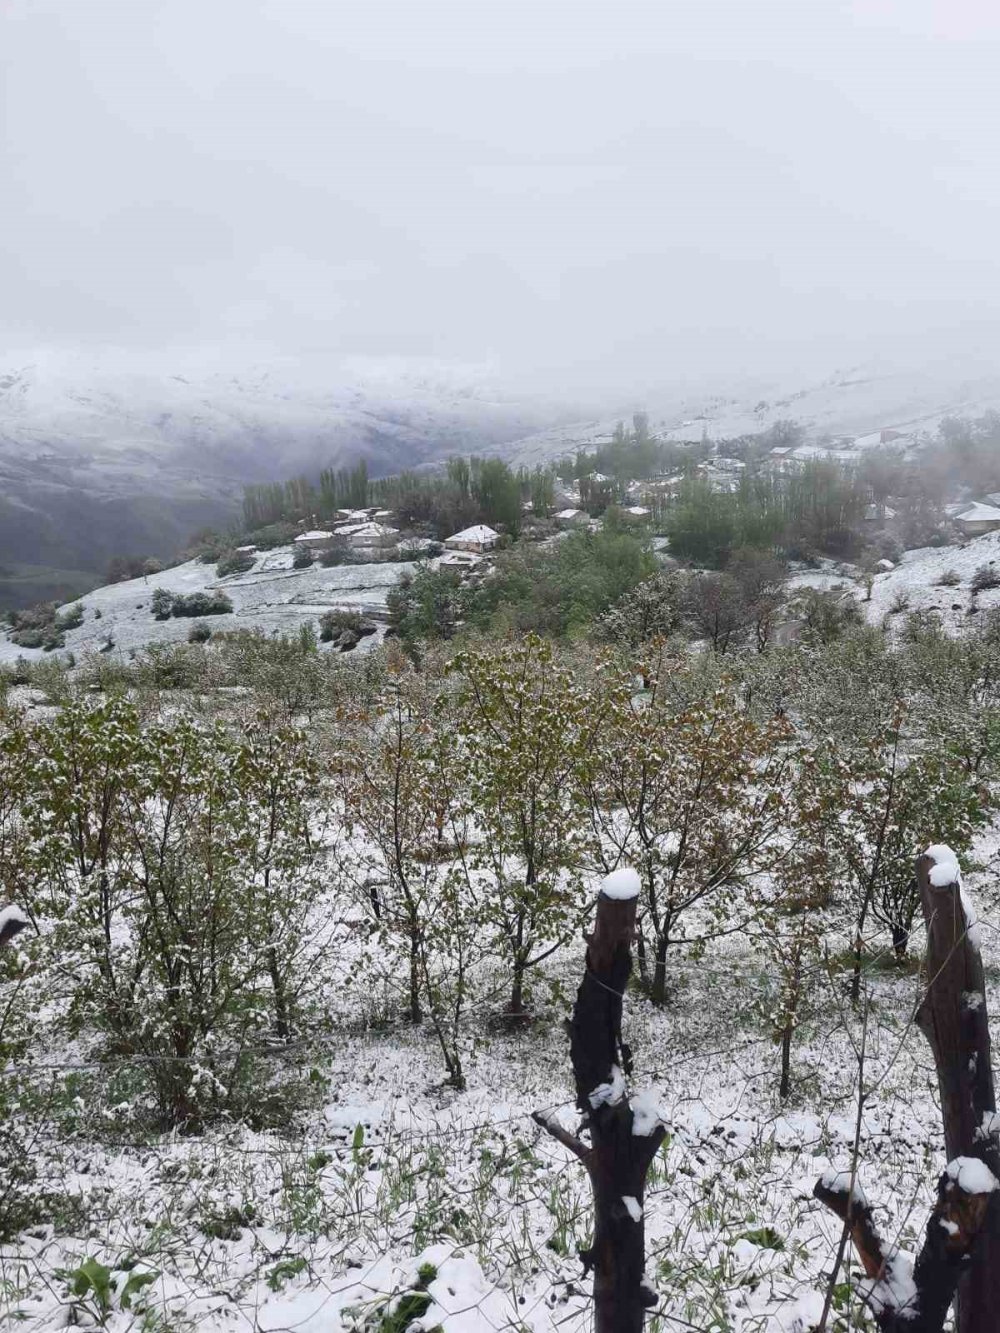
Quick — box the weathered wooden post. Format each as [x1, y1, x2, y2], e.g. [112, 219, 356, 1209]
[0, 905, 29, 950]
[813, 845, 1000, 1333]
[533, 868, 666, 1333]
[914, 844, 1000, 1333]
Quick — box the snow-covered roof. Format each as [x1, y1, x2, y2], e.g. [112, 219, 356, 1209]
[446, 525, 499, 543]
[294, 530, 334, 542]
[555, 508, 584, 519]
[349, 522, 398, 538]
[957, 503, 1000, 523]
[624, 506, 651, 516]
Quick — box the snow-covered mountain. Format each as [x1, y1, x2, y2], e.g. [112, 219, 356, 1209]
[5, 345, 1000, 611]
[0, 348, 564, 609]
[496, 358, 1000, 466]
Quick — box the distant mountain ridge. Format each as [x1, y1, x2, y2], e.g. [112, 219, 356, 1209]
[0, 349, 563, 610]
[3, 348, 1000, 611]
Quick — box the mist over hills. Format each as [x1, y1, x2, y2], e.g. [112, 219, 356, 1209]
[4, 346, 1000, 613]
[0, 349, 563, 609]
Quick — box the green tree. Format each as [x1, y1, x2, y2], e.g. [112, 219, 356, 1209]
[449, 636, 601, 1017]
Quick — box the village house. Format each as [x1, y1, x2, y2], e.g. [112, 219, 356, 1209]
[621, 506, 651, 523]
[294, 530, 337, 550]
[768, 446, 798, 473]
[553, 508, 589, 528]
[955, 502, 1000, 538]
[344, 522, 399, 549]
[444, 524, 500, 553]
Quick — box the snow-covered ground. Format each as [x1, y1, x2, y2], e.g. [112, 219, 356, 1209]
[3, 843, 997, 1332]
[862, 532, 1000, 631]
[0, 548, 414, 664]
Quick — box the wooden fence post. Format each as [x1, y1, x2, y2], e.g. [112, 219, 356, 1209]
[533, 868, 665, 1333]
[0, 906, 29, 950]
[813, 845, 1000, 1332]
[914, 844, 1000, 1333]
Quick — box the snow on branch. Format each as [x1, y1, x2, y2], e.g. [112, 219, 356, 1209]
[815, 1158, 997, 1333]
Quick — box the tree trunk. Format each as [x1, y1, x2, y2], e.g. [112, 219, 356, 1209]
[507, 910, 528, 1018]
[779, 1026, 792, 1102]
[507, 963, 525, 1018]
[651, 930, 668, 1006]
[915, 851, 1000, 1333]
[635, 924, 649, 987]
[408, 925, 422, 1025]
[891, 923, 909, 959]
[267, 944, 290, 1042]
[533, 879, 665, 1333]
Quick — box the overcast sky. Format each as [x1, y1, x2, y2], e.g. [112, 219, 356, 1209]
[3, 0, 1000, 394]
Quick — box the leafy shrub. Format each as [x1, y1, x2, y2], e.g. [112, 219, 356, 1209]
[971, 564, 1000, 594]
[241, 522, 299, 550]
[216, 549, 255, 577]
[293, 545, 314, 569]
[172, 592, 233, 618]
[317, 537, 352, 567]
[319, 610, 365, 641]
[6, 601, 83, 651]
[188, 622, 213, 643]
[151, 588, 175, 620]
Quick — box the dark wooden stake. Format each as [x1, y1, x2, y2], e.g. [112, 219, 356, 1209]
[533, 878, 666, 1333]
[914, 849, 1000, 1333]
[813, 847, 1000, 1333]
[0, 906, 29, 949]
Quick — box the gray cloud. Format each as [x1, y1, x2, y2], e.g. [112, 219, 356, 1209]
[3, 0, 1000, 393]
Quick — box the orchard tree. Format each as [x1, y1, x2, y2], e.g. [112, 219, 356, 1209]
[581, 653, 792, 1004]
[232, 711, 332, 1041]
[449, 635, 602, 1018]
[336, 657, 468, 1034]
[751, 746, 840, 1100]
[834, 717, 994, 984]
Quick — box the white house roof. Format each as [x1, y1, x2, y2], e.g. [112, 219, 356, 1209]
[294, 530, 334, 542]
[446, 525, 499, 543]
[624, 506, 651, 516]
[957, 502, 1000, 523]
[349, 522, 398, 538]
[555, 508, 584, 519]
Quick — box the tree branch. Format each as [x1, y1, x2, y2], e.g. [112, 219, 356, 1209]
[531, 1109, 591, 1164]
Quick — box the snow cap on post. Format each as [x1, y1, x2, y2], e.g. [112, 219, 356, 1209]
[600, 868, 640, 901]
[925, 843, 961, 888]
[0, 905, 30, 949]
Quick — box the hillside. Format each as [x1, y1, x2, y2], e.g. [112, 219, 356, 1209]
[0, 546, 413, 665]
[499, 359, 1000, 466]
[0, 350, 561, 610]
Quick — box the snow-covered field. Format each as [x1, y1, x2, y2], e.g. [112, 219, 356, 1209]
[862, 531, 1000, 632]
[782, 530, 1000, 637]
[0, 548, 414, 664]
